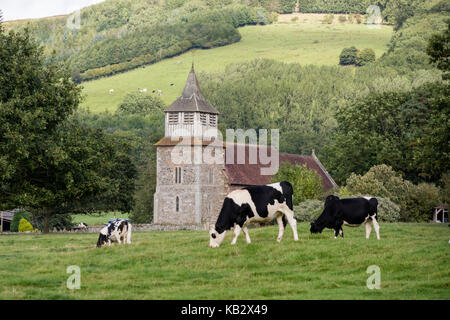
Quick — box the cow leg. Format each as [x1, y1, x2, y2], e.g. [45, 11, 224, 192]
[284, 209, 298, 241]
[339, 227, 344, 238]
[372, 217, 380, 240]
[334, 228, 339, 239]
[231, 224, 241, 245]
[242, 225, 251, 244]
[276, 215, 285, 242]
[365, 221, 372, 239]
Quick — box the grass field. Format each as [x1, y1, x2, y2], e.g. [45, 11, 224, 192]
[1, 223, 448, 299]
[71, 212, 129, 226]
[81, 21, 393, 113]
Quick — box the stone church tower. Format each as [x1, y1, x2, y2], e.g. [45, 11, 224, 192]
[153, 65, 228, 228]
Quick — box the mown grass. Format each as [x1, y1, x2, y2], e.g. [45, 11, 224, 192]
[80, 23, 392, 113]
[0, 223, 448, 299]
[71, 212, 129, 226]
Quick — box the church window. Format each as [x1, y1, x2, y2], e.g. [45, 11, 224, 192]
[184, 112, 194, 124]
[169, 113, 179, 124]
[175, 167, 182, 183]
[208, 168, 214, 184]
[176, 196, 180, 212]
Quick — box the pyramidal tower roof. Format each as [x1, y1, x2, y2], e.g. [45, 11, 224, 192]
[164, 64, 219, 114]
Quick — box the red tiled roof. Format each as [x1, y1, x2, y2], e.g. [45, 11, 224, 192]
[224, 144, 337, 191]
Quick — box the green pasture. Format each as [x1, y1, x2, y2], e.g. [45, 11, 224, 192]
[80, 23, 393, 113]
[71, 212, 129, 226]
[0, 223, 448, 299]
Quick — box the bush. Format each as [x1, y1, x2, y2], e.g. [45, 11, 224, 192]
[355, 48, 376, 66]
[271, 162, 323, 205]
[322, 14, 334, 24]
[338, 15, 347, 23]
[10, 210, 31, 232]
[291, 16, 299, 22]
[407, 183, 441, 222]
[18, 218, 34, 232]
[117, 93, 165, 116]
[345, 165, 441, 221]
[31, 213, 74, 231]
[339, 46, 359, 65]
[294, 200, 323, 222]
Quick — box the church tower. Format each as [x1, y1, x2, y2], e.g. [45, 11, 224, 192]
[153, 65, 228, 228]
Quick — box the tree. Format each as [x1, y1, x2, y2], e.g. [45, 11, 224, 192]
[270, 162, 323, 205]
[339, 46, 359, 65]
[427, 19, 450, 79]
[0, 27, 137, 232]
[117, 92, 165, 115]
[323, 82, 449, 184]
[355, 48, 376, 66]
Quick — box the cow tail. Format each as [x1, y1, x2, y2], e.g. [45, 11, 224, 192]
[282, 215, 288, 227]
[369, 198, 378, 219]
[127, 223, 132, 244]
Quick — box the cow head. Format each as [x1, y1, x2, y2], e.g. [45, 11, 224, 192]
[310, 195, 340, 234]
[310, 221, 323, 234]
[209, 227, 226, 248]
[96, 231, 108, 248]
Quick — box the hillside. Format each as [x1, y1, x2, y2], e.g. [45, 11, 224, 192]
[81, 20, 393, 113]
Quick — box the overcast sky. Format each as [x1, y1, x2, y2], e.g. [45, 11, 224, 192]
[0, 0, 105, 21]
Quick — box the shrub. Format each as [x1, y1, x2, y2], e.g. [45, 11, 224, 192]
[339, 46, 359, 65]
[355, 48, 376, 66]
[18, 218, 34, 232]
[375, 198, 401, 222]
[117, 93, 165, 115]
[338, 15, 347, 23]
[294, 200, 323, 222]
[31, 213, 74, 231]
[271, 162, 323, 205]
[291, 16, 299, 22]
[10, 210, 31, 232]
[322, 14, 334, 24]
[345, 165, 441, 221]
[407, 183, 441, 222]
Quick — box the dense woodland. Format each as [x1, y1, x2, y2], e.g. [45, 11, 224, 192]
[1, 0, 449, 229]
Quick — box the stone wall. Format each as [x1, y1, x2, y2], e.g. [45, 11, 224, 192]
[154, 145, 229, 227]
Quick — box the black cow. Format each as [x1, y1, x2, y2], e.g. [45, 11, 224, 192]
[209, 181, 298, 248]
[310, 195, 380, 239]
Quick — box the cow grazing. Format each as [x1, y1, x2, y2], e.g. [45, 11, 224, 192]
[96, 220, 132, 248]
[209, 181, 298, 248]
[78, 222, 88, 229]
[109, 89, 114, 94]
[310, 195, 380, 239]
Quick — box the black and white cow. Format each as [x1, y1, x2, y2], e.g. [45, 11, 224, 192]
[209, 181, 298, 248]
[96, 220, 132, 248]
[310, 195, 380, 239]
[78, 222, 88, 229]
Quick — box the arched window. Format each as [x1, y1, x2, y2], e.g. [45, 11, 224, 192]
[208, 168, 214, 184]
[175, 167, 182, 183]
[176, 196, 180, 212]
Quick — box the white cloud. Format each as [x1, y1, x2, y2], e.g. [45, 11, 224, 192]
[0, 0, 106, 21]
